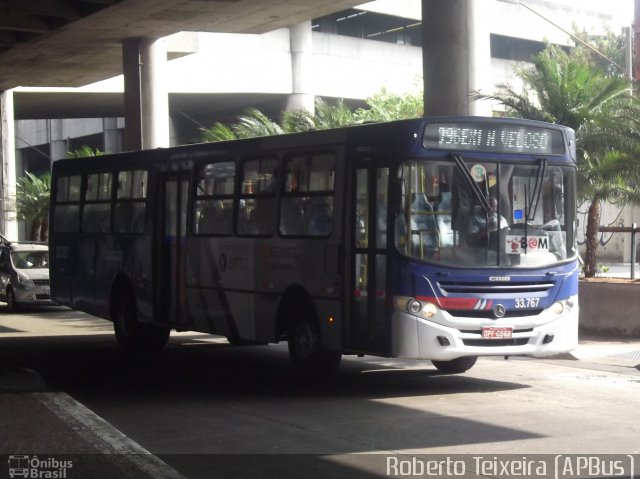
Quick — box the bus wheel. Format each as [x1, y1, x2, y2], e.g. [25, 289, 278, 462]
[288, 317, 341, 379]
[432, 356, 478, 374]
[113, 292, 170, 352]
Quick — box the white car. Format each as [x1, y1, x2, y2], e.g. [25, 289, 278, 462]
[0, 239, 54, 310]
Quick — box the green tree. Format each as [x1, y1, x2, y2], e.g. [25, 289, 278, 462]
[355, 85, 423, 122]
[68, 146, 104, 158]
[199, 86, 424, 142]
[16, 172, 51, 242]
[282, 98, 357, 132]
[475, 44, 638, 277]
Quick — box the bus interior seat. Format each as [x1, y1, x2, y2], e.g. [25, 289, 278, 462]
[409, 193, 438, 255]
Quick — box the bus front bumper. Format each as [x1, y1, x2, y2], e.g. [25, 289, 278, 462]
[391, 299, 579, 361]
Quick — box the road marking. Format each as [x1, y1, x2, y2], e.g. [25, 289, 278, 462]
[34, 392, 185, 479]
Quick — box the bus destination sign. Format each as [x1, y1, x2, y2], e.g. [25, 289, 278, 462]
[423, 123, 565, 155]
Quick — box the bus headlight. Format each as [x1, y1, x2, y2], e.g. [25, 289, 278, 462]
[422, 302, 438, 318]
[552, 301, 564, 315]
[408, 299, 422, 314]
[552, 299, 575, 316]
[394, 296, 439, 319]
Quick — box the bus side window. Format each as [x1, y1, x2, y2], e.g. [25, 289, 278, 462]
[280, 153, 335, 237]
[237, 158, 278, 236]
[194, 161, 235, 236]
[54, 175, 82, 233]
[83, 172, 112, 233]
[114, 170, 147, 234]
[306, 198, 332, 236]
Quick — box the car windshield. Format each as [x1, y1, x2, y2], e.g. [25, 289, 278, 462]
[11, 251, 49, 269]
[394, 157, 576, 267]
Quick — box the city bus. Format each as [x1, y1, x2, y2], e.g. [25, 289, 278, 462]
[49, 116, 579, 377]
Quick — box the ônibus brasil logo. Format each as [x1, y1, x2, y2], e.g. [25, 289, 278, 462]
[8, 455, 73, 478]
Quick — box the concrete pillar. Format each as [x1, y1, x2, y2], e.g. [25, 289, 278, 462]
[286, 21, 315, 114]
[49, 119, 68, 163]
[0, 90, 18, 240]
[421, 0, 492, 116]
[103, 117, 123, 154]
[122, 37, 170, 151]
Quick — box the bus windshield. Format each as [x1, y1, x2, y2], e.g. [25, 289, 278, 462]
[395, 157, 576, 267]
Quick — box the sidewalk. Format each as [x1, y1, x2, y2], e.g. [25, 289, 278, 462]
[0, 367, 185, 478]
[569, 331, 640, 369]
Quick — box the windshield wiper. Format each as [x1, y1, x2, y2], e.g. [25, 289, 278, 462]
[527, 158, 547, 222]
[451, 153, 491, 215]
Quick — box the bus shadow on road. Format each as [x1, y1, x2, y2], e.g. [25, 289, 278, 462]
[0, 333, 543, 455]
[0, 332, 531, 400]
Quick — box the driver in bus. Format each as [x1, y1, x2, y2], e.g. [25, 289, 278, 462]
[468, 196, 508, 245]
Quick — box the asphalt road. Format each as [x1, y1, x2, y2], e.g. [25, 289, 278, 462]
[1, 306, 640, 478]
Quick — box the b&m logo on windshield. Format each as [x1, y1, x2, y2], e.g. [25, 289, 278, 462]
[505, 235, 549, 254]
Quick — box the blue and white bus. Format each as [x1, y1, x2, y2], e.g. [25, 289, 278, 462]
[49, 117, 578, 377]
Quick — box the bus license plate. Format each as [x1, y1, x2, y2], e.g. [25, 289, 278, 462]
[482, 327, 513, 339]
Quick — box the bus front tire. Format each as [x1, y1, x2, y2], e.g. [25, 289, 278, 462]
[432, 356, 477, 374]
[113, 293, 170, 352]
[288, 318, 341, 379]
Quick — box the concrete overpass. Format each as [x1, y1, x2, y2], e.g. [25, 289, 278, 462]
[0, 0, 365, 90]
[0, 0, 489, 237]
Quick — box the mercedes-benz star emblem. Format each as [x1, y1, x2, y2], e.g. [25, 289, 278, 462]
[493, 304, 506, 319]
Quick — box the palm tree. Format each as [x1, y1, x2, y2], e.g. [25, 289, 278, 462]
[282, 98, 357, 132]
[16, 172, 51, 242]
[475, 44, 638, 277]
[199, 87, 424, 143]
[68, 146, 104, 158]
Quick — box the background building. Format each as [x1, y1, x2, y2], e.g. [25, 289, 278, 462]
[10, 0, 633, 248]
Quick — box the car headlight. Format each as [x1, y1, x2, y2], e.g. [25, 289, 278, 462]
[17, 274, 34, 287]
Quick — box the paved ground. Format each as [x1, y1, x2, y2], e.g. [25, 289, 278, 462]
[1, 307, 639, 479]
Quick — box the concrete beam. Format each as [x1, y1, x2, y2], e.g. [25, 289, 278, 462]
[421, 0, 491, 116]
[0, 90, 17, 239]
[286, 20, 315, 115]
[122, 37, 169, 151]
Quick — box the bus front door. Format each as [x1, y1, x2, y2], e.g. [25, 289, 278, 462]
[158, 173, 190, 326]
[350, 166, 390, 354]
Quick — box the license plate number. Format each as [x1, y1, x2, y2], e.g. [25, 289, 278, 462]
[482, 327, 513, 339]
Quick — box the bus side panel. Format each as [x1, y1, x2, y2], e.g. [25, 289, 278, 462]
[185, 236, 238, 336]
[72, 236, 99, 314]
[185, 237, 342, 343]
[96, 235, 154, 324]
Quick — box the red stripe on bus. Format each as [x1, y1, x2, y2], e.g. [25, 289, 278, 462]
[415, 296, 479, 310]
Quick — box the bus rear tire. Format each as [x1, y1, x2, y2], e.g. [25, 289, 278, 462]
[113, 291, 170, 352]
[432, 356, 477, 374]
[288, 317, 341, 379]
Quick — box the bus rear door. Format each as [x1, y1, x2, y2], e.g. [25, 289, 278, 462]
[156, 172, 191, 326]
[350, 162, 390, 354]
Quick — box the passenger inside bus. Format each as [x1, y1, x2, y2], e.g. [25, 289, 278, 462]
[306, 198, 332, 236]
